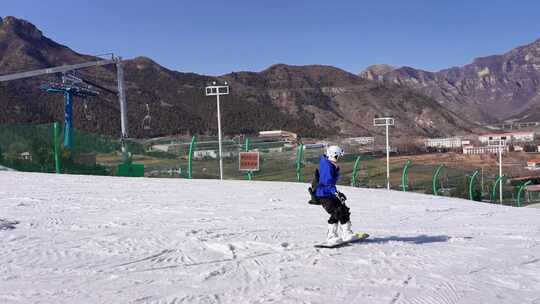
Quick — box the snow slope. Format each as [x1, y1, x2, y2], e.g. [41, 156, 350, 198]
[0, 165, 15, 171]
[1, 172, 539, 303]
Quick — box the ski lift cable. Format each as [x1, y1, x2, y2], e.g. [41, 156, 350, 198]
[79, 76, 118, 95]
[91, 53, 115, 60]
[88, 94, 121, 113]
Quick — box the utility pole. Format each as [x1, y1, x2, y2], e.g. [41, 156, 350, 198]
[489, 139, 505, 203]
[498, 141, 504, 203]
[374, 117, 395, 190]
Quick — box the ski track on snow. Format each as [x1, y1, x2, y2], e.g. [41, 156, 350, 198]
[1, 172, 540, 303]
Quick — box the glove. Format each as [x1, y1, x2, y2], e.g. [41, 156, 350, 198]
[336, 191, 347, 202]
[308, 187, 321, 205]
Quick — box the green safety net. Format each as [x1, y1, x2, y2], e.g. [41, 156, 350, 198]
[2, 123, 538, 207]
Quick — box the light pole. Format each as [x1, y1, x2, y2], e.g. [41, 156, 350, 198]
[374, 117, 395, 190]
[205, 81, 230, 180]
[489, 139, 506, 203]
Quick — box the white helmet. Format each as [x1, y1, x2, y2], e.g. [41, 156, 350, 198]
[326, 145, 344, 161]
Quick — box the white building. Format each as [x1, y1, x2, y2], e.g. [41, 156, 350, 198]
[193, 150, 235, 160]
[479, 131, 534, 144]
[193, 150, 217, 159]
[526, 160, 540, 171]
[479, 133, 510, 144]
[150, 144, 172, 153]
[344, 137, 374, 145]
[19, 152, 32, 161]
[252, 147, 284, 154]
[513, 131, 535, 142]
[425, 137, 463, 149]
[463, 145, 508, 155]
[258, 130, 297, 141]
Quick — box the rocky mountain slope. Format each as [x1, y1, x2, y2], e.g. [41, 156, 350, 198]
[360, 38, 540, 124]
[0, 16, 477, 138]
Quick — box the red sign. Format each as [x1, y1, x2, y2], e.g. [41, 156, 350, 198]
[239, 152, 260, 171]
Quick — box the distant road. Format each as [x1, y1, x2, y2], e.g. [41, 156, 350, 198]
[526, 203, 540, 208]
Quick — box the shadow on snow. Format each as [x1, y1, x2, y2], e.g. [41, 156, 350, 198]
[0, 218, 19, 231]
[365, 235, 451, 245]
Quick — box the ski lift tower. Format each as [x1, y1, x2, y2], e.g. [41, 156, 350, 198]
[40, 74, 99, 150]
[205, 81, 229, 180]
[0, 56, 130, 163]
[374, 117, 394, 190]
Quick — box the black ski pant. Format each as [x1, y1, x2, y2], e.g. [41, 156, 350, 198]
[320, 197, 350, 224]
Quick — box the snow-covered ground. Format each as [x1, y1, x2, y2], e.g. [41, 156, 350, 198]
[0, 165, 15, 171]
[1, 172, 540, 304]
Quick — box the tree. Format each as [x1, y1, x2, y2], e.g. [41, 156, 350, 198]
[30, 140, 53, 172]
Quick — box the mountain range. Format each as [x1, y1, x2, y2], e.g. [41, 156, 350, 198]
[2, 16, 524, 139]
[360, 39, 540, 124]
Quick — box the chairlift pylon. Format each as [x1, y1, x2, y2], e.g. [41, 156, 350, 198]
[142, 103, 151, 130]
[62, 72, 83, 85]
[83, 100, 92, 120]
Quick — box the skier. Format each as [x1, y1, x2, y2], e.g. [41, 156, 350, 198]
[315, 145, 359, 245]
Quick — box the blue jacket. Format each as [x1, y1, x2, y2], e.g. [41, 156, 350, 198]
[315, 155, 340, 198]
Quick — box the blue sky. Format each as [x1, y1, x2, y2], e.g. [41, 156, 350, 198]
[3, 0, 540, 75]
